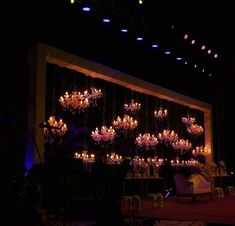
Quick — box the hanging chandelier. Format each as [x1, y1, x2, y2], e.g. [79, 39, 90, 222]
[42, 116, 68, 143]
[89, 87, 103, 106]
[59, 87, 102, 113]
[158, 129, 179, 143]
[91, 126, 116, 143]
[187, 124, 204, 136]
[112, 114, 138, 131]
[192, 146, 207, 155]
[135, 133, 159, 150]
[59, 91, 90, 113]
[182, 115, 196, 126]
[124, 99, 141, 114]
[172, 139, 192, 151]
[154, 107, 168, 120]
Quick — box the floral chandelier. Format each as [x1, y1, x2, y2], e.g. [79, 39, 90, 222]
[154, 107, 168, 120]
[59, 87, 102, 113]
[135, 133, 159, 150]
[187, 124, 204, 136]
[91, 126, 116, 143]
[124, 99, 141, 114]
[112, 114, 138, 131]
[182, 115, 196, 126]
[158, 129, 179, 144]
[172, 139, 192, 151]
[43, 116, 68, 143]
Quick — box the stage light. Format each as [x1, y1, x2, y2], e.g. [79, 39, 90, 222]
[103, 18, 111, 23]
[202, 69, 205, 72]
[191, 39, 195, 45]
[194, 64, 197, 68]
[152, 44, 159, 48]
[70, 0, 75, 4]
[121, 28, 128, 33]
[201, 45, 206, 50]
[164, 51, 171, 55]
[214, 53, 218, 58]
[136, 37, 143, 41]
[82, 6, 91, 12]
[184, 34, 189, 40]
[176, 57, 182, 61]
[207, 49, 211, 54]
[139, 0, 143, 4]
[185, 61, 188, 65]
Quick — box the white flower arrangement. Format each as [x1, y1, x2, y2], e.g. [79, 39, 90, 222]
[213, 187, 224, 199]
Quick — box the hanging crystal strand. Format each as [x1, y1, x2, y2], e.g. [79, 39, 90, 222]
[145, 94, 149, 133]
[154, 97, 159, 133]
[90, 77, 96, 106]
[111, 84, 116, 154]
[102, 81, 106, 126]
[166, 100, 170, 130]
[83, 107, 89, 170]
[51, 64, 57, 115]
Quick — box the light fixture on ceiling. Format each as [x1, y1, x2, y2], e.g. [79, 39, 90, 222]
[121, 28, 128, 33]
[152, 43, 159, 48]
[82, 6, 91, 12]
[103, 18, 111, 23]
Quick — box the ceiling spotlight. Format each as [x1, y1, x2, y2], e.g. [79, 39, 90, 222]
[185, 61, 188, 65]
[202, 69, 205, 72]
[176, 57, 182, 61]
[164, 51, 171, 55]
[82, 6, 91, 12]
[207, 49, 211, 54]
[103, 18, 111, 23]
[152, 44, 159, 48]
[136, 37, 143, 41]
[209, 73, 212, 77]
[201, 45, 206, 50]
[184, 34, 189, 40]
[70, 0, 75, 4]
[194, 64, 197, 68]
[191, 39, 195, 45]
[139, 0, 143, 4]
[214, 53, 218, 58]
[121, 28, 128, 33]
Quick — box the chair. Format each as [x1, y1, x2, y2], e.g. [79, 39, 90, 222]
[173, 172, 212, 201]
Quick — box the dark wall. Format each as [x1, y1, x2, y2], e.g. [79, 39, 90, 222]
[1, 1, 234, 176]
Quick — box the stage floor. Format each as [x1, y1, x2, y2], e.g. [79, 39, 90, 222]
[122, 194, 235, 225]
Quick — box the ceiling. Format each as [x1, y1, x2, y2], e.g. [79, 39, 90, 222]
[1, 0, 235, 102]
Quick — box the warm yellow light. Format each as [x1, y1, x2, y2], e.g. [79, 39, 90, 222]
[70, 0, 75, 4]
[139, 0, 143, 4]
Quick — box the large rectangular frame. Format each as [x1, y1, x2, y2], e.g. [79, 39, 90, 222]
[26, 42, 213, 166]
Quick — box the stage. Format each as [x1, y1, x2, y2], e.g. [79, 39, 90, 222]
[123, 194, 235, 225]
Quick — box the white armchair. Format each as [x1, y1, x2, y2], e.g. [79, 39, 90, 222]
[173, 172, 212, 201]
